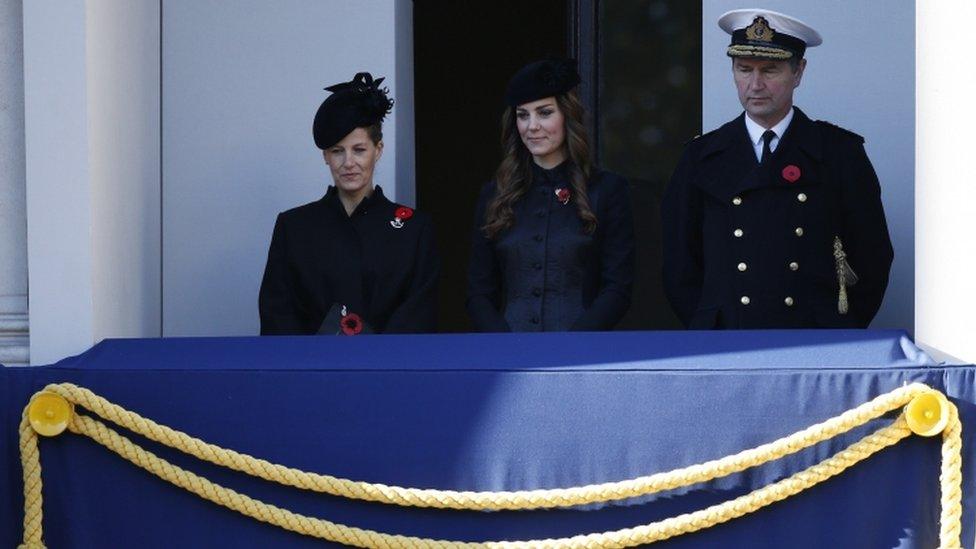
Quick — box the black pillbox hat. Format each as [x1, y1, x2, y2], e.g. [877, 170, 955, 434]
[504, 58, 581, 107]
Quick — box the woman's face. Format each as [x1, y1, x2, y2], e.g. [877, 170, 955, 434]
[323, 127, 383, 196]
[515, 97, 567, 168]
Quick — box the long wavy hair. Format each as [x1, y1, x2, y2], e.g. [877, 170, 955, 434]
[482, 89, 597, 239]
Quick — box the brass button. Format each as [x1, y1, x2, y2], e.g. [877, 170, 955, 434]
[785, 296, 795, 306]
[740, 296, 751, 305]
[797, 193, 808, 203]
[789, 262, 799, 271]
[732, 196, 743, 206]
[737, 262, 748, 272]
[733, 229, 744, 238]
[795, 227, 804, 237]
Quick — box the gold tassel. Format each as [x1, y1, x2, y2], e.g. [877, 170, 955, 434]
[833, 237, 849, 314]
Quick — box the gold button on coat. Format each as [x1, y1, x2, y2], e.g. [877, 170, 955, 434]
[795, 227, 804, 237]
[797, 193, 807, 202]
[740, 296, 751, 305]
[785, 296, 795, 306]
[733, 229, 744, 238]
[732, 196, 742, 205]
[737, 262, 747, 272]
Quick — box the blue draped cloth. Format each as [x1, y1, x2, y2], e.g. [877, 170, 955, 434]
[1, 330, 973, 548]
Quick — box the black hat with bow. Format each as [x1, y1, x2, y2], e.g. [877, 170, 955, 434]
[312, 72, 394, 150]
[504, 58, 581, 107]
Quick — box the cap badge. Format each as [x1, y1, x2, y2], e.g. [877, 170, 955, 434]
[745, 16, 775, 43]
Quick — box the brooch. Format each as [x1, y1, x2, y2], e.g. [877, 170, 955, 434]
[339, 305, 363, 336]
[554, 187, 571, 205]
[390, 206, 414, 229]
[782, 165, 801, 183]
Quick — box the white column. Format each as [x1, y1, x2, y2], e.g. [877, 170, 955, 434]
[0, 0, 28, 366]
[916, 1, 976, 362]
[23, 0, 160, 365]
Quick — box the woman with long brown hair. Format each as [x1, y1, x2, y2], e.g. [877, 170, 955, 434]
[467, 59, 635, 332]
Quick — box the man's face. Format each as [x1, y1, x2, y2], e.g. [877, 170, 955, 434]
[733, 56, 806, 127]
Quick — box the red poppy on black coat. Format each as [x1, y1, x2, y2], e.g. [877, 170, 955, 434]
[395, 206, 414, 220]
[554, 188, 571, 205]
[782, 165, 801, 183]
[340, 312, 364, 335]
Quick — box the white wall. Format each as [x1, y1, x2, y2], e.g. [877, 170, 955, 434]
[702, 1, 915, 330]
[162, 0, 414, 336]
[23, 0, 161, 365]
[916, 1, 976, 362]
[88, 0, 162, 343]
[0, 0, 28, 365]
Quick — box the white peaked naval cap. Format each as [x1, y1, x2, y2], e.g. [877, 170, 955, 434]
[719, 9, 822, 59]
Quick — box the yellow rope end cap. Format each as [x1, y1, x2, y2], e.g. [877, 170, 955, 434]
[905, 391, 950, 437]
[28, 391, 73, 437]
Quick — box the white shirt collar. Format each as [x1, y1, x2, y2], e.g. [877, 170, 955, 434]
[744, 107, 795, 145]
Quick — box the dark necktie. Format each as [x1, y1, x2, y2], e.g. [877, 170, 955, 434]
[760, 129, 776, 165]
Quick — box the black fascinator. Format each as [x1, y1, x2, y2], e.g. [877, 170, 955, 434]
[313, 72, 394, 150]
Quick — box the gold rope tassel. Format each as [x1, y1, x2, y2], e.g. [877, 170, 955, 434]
[19, 383, 964, 548]
[833, 236, 849, 314]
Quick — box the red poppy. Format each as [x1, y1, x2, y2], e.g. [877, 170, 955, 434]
[394, 206, 414, 220]
[782, 165, 801, 183]
[340, 312, 363, 335]
[554, 188, 571, 205]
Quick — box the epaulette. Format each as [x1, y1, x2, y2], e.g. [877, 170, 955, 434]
[816, 120, 865, 143]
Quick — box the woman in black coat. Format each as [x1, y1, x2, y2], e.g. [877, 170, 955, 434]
[259, 73, 439, 335]
[467, 59, 635, 332]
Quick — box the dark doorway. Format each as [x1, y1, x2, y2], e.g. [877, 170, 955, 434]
[414, 0, 569, 332]
[593, 1, 702, 329]
[415, 0, 701, 332]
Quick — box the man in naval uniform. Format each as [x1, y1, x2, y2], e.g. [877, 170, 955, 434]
[662, 9, 893, 329]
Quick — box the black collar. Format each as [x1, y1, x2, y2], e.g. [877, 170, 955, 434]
[699, 106, 822, 162]
[531, 160, 570, 186]
[322, 185, 391, 217]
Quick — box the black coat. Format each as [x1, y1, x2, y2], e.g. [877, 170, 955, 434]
[259, 186, 439, 334]
[467, 163, 635, 332]
[662, 108, 893, 329]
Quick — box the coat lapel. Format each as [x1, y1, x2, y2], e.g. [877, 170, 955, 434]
[694, 114, 764, 202]
[694, 109, 823, 201]
[764, 108, 823, 190]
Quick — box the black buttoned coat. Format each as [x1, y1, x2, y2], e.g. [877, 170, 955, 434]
[662, 108, 893, 329]
[467, 163, 635, 332]
[259, 186, 439, 334]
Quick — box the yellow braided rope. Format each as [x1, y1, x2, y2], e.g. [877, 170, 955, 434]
[32, 382, 937, 510]
[18, 414, 44, 549]
[18, 382, 964, 548]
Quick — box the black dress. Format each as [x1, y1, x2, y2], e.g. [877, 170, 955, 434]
[661, 107, 893, 329]
[259, 186, 439, 334]
[467, 162, 635, 332]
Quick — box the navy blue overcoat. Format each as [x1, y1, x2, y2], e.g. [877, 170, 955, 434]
[662, 108, 893, 328]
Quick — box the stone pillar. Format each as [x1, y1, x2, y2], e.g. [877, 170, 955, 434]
[0, 0, 28, 366]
